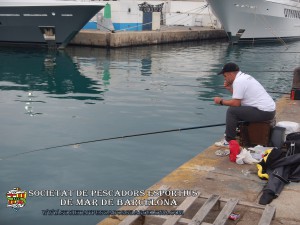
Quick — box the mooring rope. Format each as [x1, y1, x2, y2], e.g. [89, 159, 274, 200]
[115, 4, 209, 32]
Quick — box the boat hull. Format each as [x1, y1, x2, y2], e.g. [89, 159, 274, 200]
[0, 4, 103, 48]
[207, 0, 300, 43]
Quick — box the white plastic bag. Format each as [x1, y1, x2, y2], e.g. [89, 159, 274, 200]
[236, 148, 260, 165]
[276, 121, 300, 135]
[248, 145, 270, 161]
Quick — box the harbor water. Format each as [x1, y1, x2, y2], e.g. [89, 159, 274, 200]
[0, 41, 300, 225]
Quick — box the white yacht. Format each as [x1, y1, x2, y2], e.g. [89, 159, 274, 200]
[0, 0, 104, 48]
[207, 0, 300, 43]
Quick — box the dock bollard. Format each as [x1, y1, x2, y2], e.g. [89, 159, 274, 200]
[290, 67, 300, 100]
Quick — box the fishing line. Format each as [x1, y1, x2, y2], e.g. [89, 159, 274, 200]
[0, 123, 226, 160]
[171, 84, 289, 94]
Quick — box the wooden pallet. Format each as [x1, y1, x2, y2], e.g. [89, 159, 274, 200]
[118, 186, 276, 225]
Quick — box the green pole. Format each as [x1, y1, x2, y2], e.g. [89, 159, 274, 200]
[104, 3, 111, 19]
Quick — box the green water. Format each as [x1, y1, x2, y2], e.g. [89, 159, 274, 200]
[0, 41, 299, 225]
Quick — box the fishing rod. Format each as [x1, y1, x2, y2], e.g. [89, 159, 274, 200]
[242, 52, 300, 54]
[171, 84, 290, 95]
[192, 70, 293, 73]
[0, 123, 226, 160]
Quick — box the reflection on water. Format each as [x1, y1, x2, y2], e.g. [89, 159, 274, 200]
[0, 41, 299, 225]
[0, 48, 105, 102]
[24, 92, 36, 116]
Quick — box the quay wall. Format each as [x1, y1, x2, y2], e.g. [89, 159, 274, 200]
[70, 28, 227, 48]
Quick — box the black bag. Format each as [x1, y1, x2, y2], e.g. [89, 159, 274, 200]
[270, 126, 286, 149]
[285, 132, 300, 155]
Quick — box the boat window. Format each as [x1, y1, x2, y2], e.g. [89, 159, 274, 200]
[23, 14, 48, 17]
[0, 14, 20, 16]
[61, 14, 73, 17]
[234, 4, 256, 9]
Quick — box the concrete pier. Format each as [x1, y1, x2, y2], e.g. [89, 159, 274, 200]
[97, 95, 300, 225]
[70, 27, 227, 48]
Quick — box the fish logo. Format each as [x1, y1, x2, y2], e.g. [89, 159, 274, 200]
[6, 187, 27, 211]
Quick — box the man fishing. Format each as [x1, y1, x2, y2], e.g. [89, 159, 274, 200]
[214, 62, 276, 147]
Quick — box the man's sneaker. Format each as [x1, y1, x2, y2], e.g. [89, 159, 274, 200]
[214, 139, 229, 147]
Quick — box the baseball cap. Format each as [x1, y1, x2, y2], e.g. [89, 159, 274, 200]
[218, 62, 240, 75]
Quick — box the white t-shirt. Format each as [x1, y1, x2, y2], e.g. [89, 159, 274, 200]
[232, 71, 276, 112]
